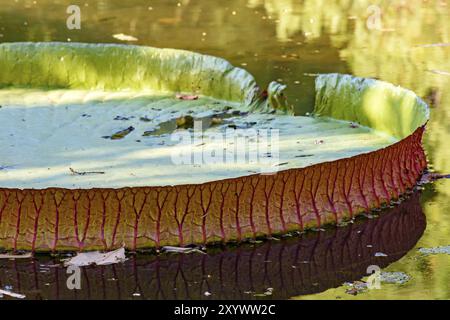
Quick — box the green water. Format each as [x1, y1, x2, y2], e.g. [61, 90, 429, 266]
[0, 0, 449, 299]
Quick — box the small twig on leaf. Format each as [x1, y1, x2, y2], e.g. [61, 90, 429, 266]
[69, 168, 105, 176]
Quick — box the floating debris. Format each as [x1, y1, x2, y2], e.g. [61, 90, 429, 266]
[426, 69, 450, 77]
[162, 246, 206, 255]
[337, 219, 355, 227]
[380, 272, 410, 285]
[417, 42, 450, 48]
[375, 252, 388, 257]
[344, 281, 367, 295]
[419, 173, 450, 185]
[39, 263, 60, 268]
[0, 289, 26, 299]
[343, 271, 409, 296]
[113, 33, 138, 42]
[303, 72, 320, 77]
[418, 245, 450, 255]
[63, 248, 127, 267]
[0, 252, 33, 259]
[363, 213, 378, 219]
[253, 287, 273, 297]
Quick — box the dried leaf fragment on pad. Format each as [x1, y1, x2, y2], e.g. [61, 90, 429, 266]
[0, 289, 26, 299]
[175, 115, 194, 129]
[176, 94, 199, 101]
[63, 248, 127, 267]
[103, 126, 135, 140]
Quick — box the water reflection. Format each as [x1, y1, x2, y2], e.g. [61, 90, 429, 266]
[0, 193, 425, 300]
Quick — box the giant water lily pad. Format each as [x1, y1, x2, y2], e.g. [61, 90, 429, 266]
[0, 42, 429, 252]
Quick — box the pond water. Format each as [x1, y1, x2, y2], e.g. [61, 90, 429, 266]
[0, 0, 449, 299]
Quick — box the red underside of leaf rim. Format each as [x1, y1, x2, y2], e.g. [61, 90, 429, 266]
[0, 191, 425, 299]
[0, 125, 427, 252]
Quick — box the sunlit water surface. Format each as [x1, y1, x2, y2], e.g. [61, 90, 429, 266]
[0, 0, 449, 300]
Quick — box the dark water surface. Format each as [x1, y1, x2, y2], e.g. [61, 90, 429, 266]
[0, 0, 449, 299]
